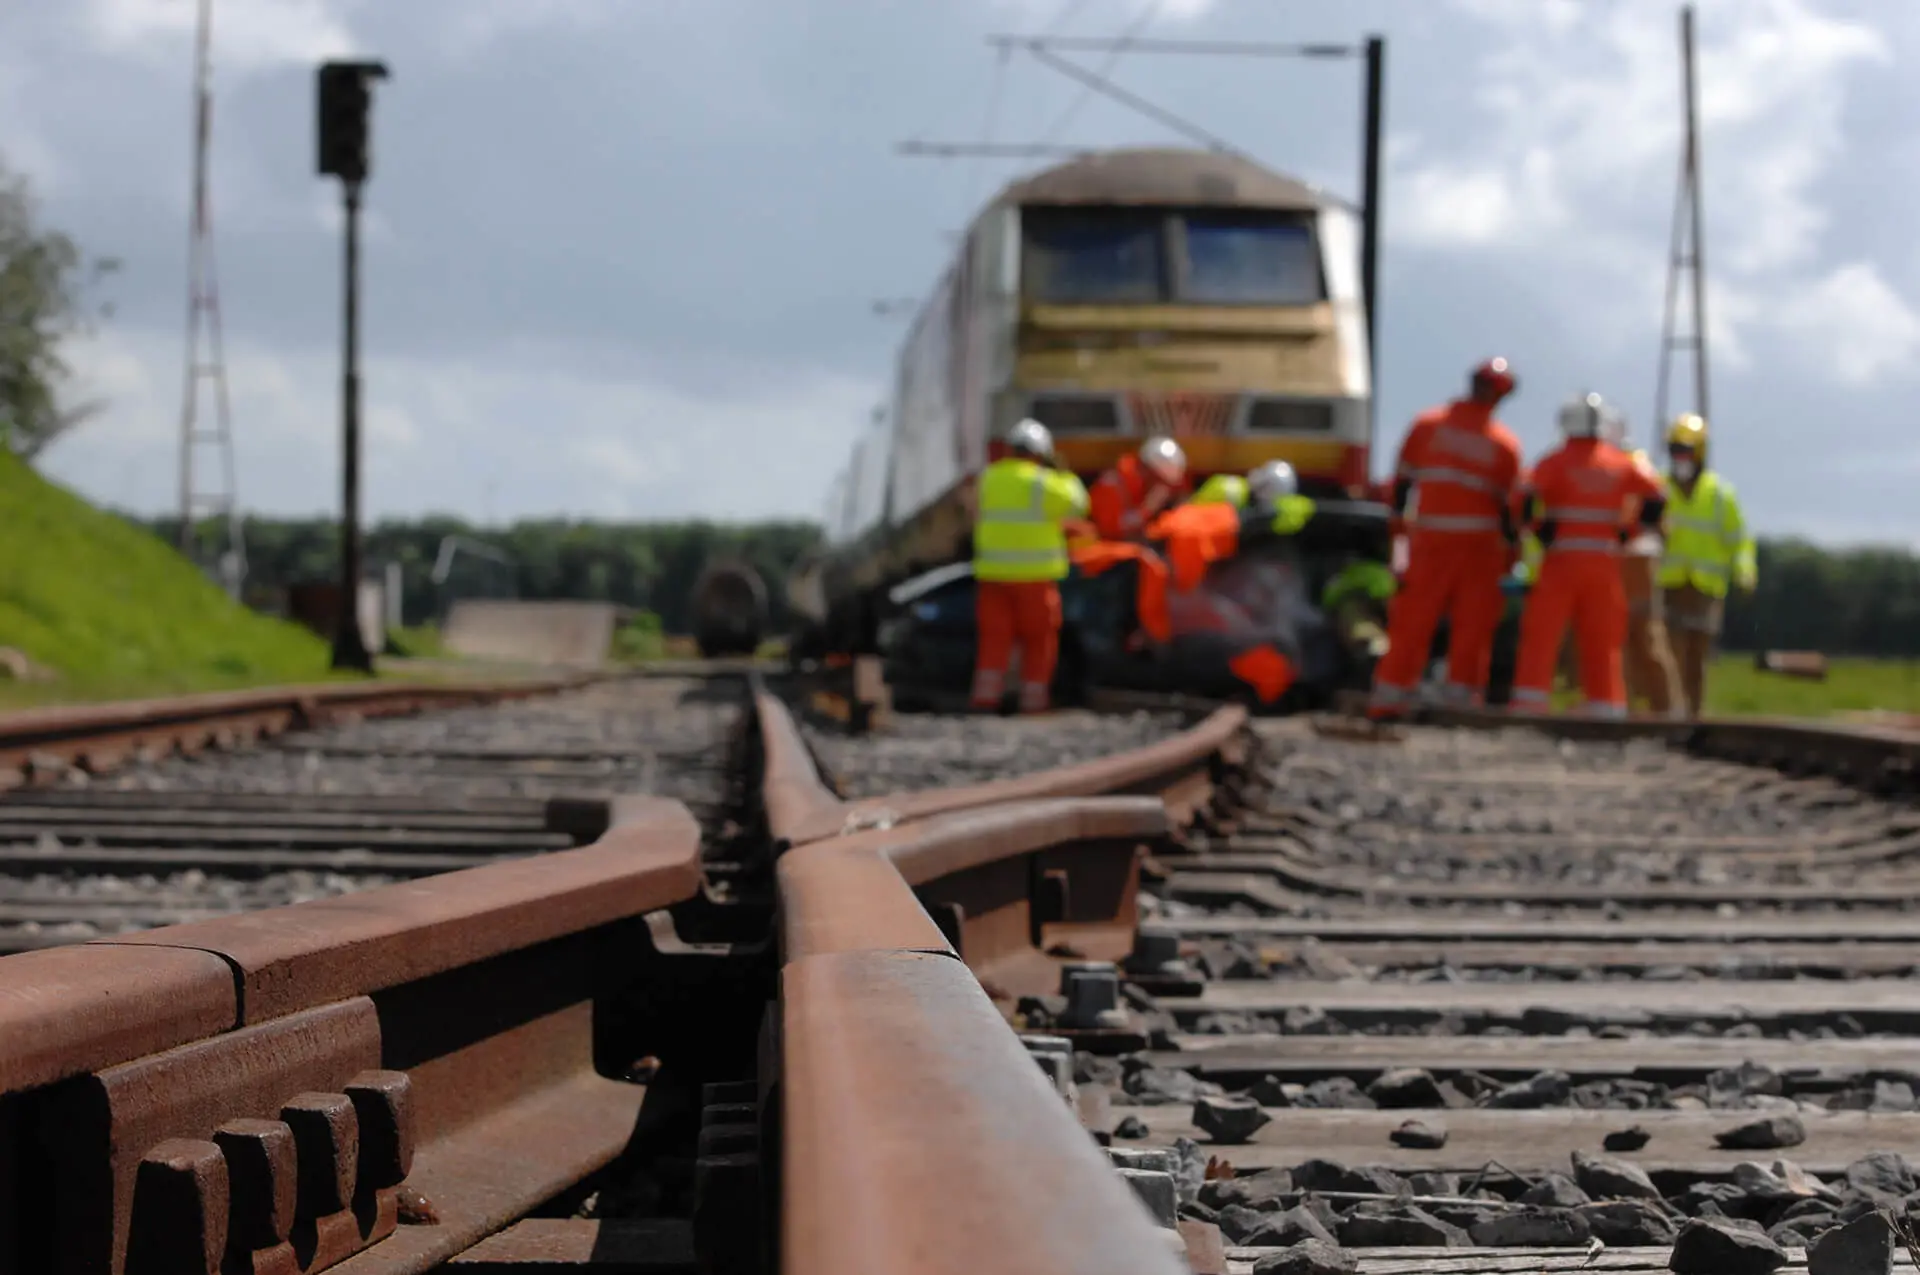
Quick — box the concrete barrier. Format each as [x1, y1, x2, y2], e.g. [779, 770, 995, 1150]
[441, 601, 621, 667]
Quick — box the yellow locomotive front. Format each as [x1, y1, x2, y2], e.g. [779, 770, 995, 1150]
[994, 149, 1374, 495]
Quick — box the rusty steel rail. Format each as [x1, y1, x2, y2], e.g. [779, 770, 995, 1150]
[0, 795, 704, 1274]
[0, 673, 611, 789]
[1426, 706, 1918, 793]
[758, 688, 1252, 1275]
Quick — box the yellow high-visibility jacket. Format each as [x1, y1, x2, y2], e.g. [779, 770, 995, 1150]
[1191, 474, 1249, 507]
[1658, 470, 1756, 598]
[973, 458, 1090, 583]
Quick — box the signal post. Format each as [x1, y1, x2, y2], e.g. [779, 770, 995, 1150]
[316, 58, 389, 673]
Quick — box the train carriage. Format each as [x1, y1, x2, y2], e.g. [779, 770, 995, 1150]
[794, 146, 1396, 705]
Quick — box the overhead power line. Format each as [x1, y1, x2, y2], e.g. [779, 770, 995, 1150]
[1036, 0, 1164, 145]
[1023, 43, 1248, 159]
[988, 35, 1362, 59]
[898, 141, 1098, 159]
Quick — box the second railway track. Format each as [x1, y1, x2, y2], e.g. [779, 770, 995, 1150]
[0, 669, 1915, 1275]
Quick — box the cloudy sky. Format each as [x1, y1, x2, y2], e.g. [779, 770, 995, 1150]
[3, 0, 1916, 544]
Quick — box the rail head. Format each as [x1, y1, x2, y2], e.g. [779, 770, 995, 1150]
[782, 949, 1186, 1275]
[754, 686, 1249, 848]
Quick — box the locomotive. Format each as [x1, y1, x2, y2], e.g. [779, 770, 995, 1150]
[787, 147, 1399, 708]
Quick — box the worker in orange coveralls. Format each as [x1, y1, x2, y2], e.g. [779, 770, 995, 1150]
[1089, 436, 1190, 541]
[1367, 358, 1525, 720]
[1508, 392, 1668, 718]
[970, 418, 1091, 714]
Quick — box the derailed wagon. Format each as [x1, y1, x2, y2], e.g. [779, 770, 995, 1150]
[791, 146, 1400, 708]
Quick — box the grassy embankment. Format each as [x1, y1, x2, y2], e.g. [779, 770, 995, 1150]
[0, 452, 346, 709]
[1701, 656, 1920, 720]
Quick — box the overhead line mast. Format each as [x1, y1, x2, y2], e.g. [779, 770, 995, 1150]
[1655, 4, 1710, 432]
[177, 0, 247, 598]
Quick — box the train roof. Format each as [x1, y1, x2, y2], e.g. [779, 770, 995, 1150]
[997, 147, 1326, 212]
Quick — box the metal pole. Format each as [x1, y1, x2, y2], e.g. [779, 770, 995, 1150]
[1359, 35, 1385, 448]
[178, 0, 212, 555]
[1680, 6, 1710, 425]
[331, 180, 371, 672]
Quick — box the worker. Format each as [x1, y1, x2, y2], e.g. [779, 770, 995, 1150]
[1508, 392, 1666, 718]
[970, 418, 1091, 715]
[1367, 357, 1526, 718]
[1658, 413, 1757, 716]
[1090, 436, 1189, 541]
[1600, 408, 1683, 716]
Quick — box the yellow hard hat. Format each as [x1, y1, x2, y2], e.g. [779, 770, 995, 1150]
[1666, 413, 1708, 454]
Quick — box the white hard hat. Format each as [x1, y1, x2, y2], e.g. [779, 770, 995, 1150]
[1558, 392, 1607, 440]
[1006, 417, 1055, 462]
[1139, 436, 1187, 485]
[1247, 459, 1298, 504]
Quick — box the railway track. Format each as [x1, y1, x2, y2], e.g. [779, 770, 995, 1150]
[0, 676, 740, 955]
[0, 668, 1915, 1275]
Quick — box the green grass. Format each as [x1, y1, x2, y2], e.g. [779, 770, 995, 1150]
[0, 451, 335, 705]
[1702, 656, 1920, 720]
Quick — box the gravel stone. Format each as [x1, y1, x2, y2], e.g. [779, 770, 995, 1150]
[1116, 1168, 1179, 1228]
[1193, 1094, 1271, 1145]
[1297, 1078, 1375, 1110]
[1199, 1169, 1294, 1213]
[1468, 1207, 1592, 1248]
[1604, 1125, 1652, 1152]
[1241, 1206, 1339, 1249]
[804, 710, 1189, 799]
[1337, 1203, 1470, 1248]
[1249, 1076, 1299, 1107]
[1708, 1062, 1784, 1106]
[1846, 1152, 1917, 1202]
[1122, 1063, 1220, 1106]
[1291, 1160, 1406, 1197]
[1519, 1173, 1592, 1208]
[1571, 1150, 1663, 1202]
[1578, 1200, 1678, 1246]
[1388, 1119, 1447, 1150]
[1112, 1115, 1149, 1139]
[1715, 1115, 1807, 1151]
[1668, 1216, 1789, 1274]
[1807, 1210, 1896, 1275]
[1366, 1068, 1446, 1109]
[1250, 1240, 1358, 1275]
[1486, 1070, 1573, 1109]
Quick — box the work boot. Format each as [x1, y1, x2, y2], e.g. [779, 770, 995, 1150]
[1018, 682, 1051, 715]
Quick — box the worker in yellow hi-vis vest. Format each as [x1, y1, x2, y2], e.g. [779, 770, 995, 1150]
[1657, 414, 1756, 717]
[970, 418, 1091, 715]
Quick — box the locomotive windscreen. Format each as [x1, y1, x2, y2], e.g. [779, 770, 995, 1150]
[1181, 214, 1323, 305]
[1021, 208, 1165, 304]
[1020, 206, 1324, 307]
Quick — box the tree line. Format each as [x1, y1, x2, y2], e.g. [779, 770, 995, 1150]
[136, 515, 1918, 655]
[138, 514, 823, 635]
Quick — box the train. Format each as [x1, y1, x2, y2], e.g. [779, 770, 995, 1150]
[690, 560, 770, 658]
[774, 147, 1403, 709]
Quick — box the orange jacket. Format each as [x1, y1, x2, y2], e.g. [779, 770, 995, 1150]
[1394, 401, 1524, 540]
[1524, 438, 1664, 557]
[1090, 454, 1187, 541]
[1147, 500, 1242, 592]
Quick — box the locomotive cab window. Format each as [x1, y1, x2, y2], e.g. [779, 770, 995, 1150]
[1177, 213, 1324, 306]
[1020, 208, 1168, 304]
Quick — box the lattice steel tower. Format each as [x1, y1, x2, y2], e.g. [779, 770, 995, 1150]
[177, 0, 247, 598]
[1654, 4, 1709, 432]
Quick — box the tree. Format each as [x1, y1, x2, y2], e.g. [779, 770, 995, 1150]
[0, 154, 117, 463]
